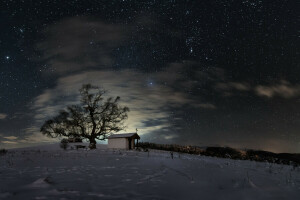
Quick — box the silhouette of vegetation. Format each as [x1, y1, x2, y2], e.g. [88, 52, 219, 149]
[60, 138, 69, 150]
[138, 142, 300, 166]
[0, 149, 8, 155]
[41, 84, 129, 149]
[67, 137, 82, 143]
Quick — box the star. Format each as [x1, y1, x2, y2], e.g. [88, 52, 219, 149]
[5, 56, 10, 60]
[147, 81, 154, 87]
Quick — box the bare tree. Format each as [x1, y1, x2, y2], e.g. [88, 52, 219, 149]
[40, 84, 129, 148]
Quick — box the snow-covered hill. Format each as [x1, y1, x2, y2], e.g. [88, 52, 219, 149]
[0, 144, 299, 200]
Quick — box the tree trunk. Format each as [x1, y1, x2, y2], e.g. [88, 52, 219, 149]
[89, 138, 97, 149]
[89, 137, 97, 144]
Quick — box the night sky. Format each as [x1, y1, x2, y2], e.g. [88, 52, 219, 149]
[0, 0, 299, 152]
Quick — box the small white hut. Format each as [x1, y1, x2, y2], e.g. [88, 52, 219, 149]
[107, 133, 140, 150]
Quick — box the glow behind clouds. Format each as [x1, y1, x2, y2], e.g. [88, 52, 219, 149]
[0, 1, 299, 152]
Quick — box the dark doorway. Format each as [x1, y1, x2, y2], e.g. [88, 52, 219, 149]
[128, 138, 132, 150]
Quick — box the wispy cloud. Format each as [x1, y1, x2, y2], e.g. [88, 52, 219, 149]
[214, 80, 300, 99]
[1, 141, 18, 144]
[3, 136, 18, 140]
[0, 113, 7, 120]
[27, 16, 216, 145]
[0, 136, 18, 145]
[255, 81, 300, 98]
[36, 17, 127, 75]
[214, 81, 250, 97]
[215, 82, 250, 91]
[21, 126, 58, 144]
[197, 103, 216, 109]
[30, 63, 216, 138]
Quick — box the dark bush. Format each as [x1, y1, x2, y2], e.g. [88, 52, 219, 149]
[67, 137, 82, 143]
[246, 150, 300, 166]
[75, 145, 86, 150]
[89, 143, 96, 149]
[74, 137, 82, 142]
[138, 142, 299, 166]
[60, 138, 69, 150]
[0, 149, 8, 155]
[205, 147, 242, 159]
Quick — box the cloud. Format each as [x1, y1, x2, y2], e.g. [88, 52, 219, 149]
[21, 126, 58, 143]
[164, 134, 178, 140]
[215, 82, 250, 91]
[1, 141, 17, 144]
[214, 81, 250, 97]
[3, 136, 18, 140]
[196, 103, 216, 109]
[0, 113, 7, 119]
[255, 81, 300, 98]
[214, 80, 300, 99]
[29, 16, 218, 144]
[10, 112, 29, 119]
[0, 128, 56, 146]
[30, 63, 216, 138]
[36, 17, 127, 75]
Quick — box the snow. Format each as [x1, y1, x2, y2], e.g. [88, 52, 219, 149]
[0, 144, 299, 200]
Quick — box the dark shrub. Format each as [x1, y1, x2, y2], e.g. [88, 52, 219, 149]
[60, 138, 69, 150]
[67, 137, 83, 143]
[74, 137, 82, 143]
[75, 145, 86, 150]
[0, 149, 8, 155]
[205, 147, 242, 159]
[138, 142, 300, 166]
[246, 150, 300, 166]
[89, 143, 96, 149]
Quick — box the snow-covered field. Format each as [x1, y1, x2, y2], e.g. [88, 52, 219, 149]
[0, 144, 299, 200]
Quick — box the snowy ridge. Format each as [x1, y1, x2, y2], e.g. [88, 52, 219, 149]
[0, 144, 299, 200]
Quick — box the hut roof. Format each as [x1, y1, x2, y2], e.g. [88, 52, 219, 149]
[107, 133, 140, 139]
